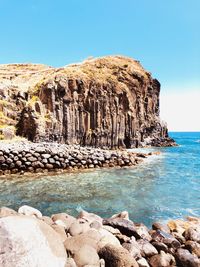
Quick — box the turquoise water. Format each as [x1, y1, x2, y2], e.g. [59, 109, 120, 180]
[0, 132, 199, 227]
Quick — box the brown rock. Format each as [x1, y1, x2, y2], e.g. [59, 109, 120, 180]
[175, 248, 200, 267]
[152, 222, 170, 233]
[73, 245, 100, 267]
[151, 241, 168, 253]
[151, 230, 181, 249]
[137, 239, 158, 258]
[99, 244, 139, 267]
[185, 240, 200, 257]
[149, 251, 175, 267]
[122, 239, 142, 260]
[64, 229, 101, 254]
[184, 227, 200, 243]
[0, 56, 175, 148]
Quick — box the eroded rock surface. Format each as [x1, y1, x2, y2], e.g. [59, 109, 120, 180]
[0, 56, 175, 148]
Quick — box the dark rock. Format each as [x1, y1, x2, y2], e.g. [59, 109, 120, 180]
[0, 56, 175, 148]
[103, 218, 140, 238]
[45, 163, 54, 169]
[0, 156, 5, 164]
[151, 241, 168, 253]
[152, 222, 170, 233]
[175, 248, 200, 267]
[185, 240, 200, 257]
[151, 230, 181, 249]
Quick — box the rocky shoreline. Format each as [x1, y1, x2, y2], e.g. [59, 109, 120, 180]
[0, 141, 154, 175]
[0, 206, 200, 267]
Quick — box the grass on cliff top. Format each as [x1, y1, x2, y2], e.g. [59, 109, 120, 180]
[62, 55, 150, 83]
[30, 56, 150, 95]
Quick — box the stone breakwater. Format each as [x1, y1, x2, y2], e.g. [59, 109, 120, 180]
[0, 141, 150, 175]
[0, 206, 200, 267]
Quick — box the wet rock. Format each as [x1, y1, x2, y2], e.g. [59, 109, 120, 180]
[0, 216, 67, 267]
[99, 244, 139, 267]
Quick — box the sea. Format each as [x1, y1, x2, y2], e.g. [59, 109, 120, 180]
[0, 132, 199, 227]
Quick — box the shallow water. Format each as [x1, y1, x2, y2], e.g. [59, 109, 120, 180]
[0, 132, 200, 227]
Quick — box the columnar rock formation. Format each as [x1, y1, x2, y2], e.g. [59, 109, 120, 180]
[0, 56, 175, 148]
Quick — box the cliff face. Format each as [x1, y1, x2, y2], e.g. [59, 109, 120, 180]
[0, 56, 175, 148]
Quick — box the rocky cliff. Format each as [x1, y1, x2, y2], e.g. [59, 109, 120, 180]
[0, 56, 175, 148]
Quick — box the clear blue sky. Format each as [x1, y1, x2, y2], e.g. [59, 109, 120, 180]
[0, 0, 200, 130]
